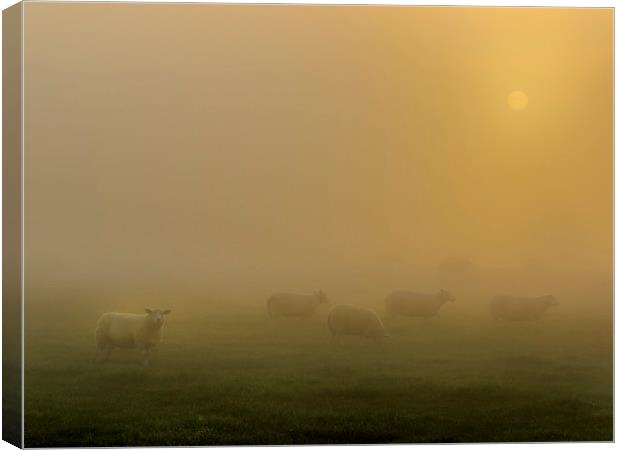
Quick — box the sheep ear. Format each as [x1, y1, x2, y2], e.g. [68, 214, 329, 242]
[145, 308, 153, 314]
[163, 310, 171, 315]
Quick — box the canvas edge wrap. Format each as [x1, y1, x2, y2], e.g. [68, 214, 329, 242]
[2, 2, 24, 448]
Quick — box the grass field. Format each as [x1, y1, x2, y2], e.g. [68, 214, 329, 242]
[24, 294, 612, 447]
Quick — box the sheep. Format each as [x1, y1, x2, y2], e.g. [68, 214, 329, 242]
[267, 291, 329, 318]
[95, 308, 171, 366]
[385, 289, 455, 318]
[327, 304, 387, 342]
[490, 295, 558, 321]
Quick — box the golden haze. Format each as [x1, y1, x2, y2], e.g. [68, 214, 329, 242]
[23, 4, 612, 300]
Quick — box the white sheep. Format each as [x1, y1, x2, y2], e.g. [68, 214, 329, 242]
[95, 308, 171, 366]
[327, 304, 387, 342]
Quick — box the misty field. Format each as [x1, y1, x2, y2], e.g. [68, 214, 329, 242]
[24, 293, 611, 447]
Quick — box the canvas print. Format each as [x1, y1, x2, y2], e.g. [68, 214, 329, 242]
[2, 2, 613, 447]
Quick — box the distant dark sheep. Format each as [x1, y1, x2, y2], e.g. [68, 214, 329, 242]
[437, 257, 475, 286]
[385, 289, 455, 318]
[490, 295, 558, 321]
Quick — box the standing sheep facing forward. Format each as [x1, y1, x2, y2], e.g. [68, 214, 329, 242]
[95, 308, 171, 366]
[328, 304, 387, 343]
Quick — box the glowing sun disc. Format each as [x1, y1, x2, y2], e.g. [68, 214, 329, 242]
[507, 90, 528, 110]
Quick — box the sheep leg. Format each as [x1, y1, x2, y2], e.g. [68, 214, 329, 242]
[140, 347, 151, 367]
[95, 344, 111, 363]
[102, 346, 112, 362]
[330, 333, 342, 345]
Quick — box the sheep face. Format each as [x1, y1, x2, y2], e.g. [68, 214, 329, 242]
[439, 289, 456, 303]
[316, 290, 330, 304]
[144, 308, 171, 328]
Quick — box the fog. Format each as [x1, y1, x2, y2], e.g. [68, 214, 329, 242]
[23, 4, 611, 313]
[17, 5, 613, 445]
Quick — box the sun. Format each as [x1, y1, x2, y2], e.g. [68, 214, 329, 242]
[507, 90, 528, 111]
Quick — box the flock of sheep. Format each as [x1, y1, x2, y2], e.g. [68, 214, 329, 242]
[94, 288, 558, 366]
[268, 289, 558, 343]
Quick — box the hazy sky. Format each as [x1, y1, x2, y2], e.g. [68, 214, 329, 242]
[24, 4, 612, 288]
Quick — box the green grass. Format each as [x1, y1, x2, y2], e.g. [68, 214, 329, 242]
[24, 299, 612, 446]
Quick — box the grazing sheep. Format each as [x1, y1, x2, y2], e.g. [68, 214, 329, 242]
[327, 304, 387, 342]
[490, 295, 558, 321]
[95, 308, 171, 366]
[267, 291, 329, 318]
[385, 289, 455, 318]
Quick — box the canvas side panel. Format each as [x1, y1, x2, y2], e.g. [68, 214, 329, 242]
[2, 2, 23, 448]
